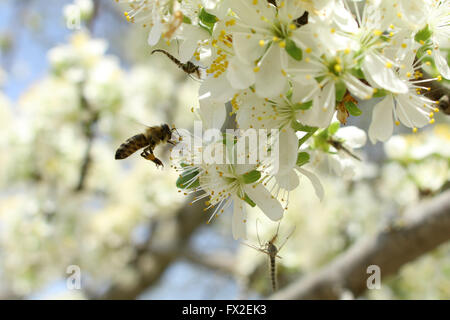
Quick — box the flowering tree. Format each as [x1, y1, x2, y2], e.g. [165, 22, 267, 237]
[0, 0, 449, 299]
[115, 0, 450, 239]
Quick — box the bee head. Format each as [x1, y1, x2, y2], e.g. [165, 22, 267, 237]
[162, 124, 172, 139]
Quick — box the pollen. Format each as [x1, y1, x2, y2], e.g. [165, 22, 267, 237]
[412, 127, 418, 133]
[385, 62, 393, 69]
[279, 41, 286, 48]
[395, 120, 400, 126]
[259, 39, 265, 47]
[373, 30, 382, 36]
[253, 66, 260, 72]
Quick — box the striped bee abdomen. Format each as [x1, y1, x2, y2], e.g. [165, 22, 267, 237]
[115, 133, 149, 159]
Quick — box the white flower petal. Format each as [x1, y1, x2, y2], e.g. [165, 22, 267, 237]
[335, 126, 367, 148]
[244, 184, 284, 221]
[296, 167, 324, 201]
[396, 95, 429, 128]
[275, 169, 299, 191]
[178, 24, 210, 63]
[368, 95, 394, 143]
[199, 97, 226, 130]
[343, 73, 373, 100]
[255, 46, 288, 98]
[362, 52, 408, 94]
[199, 74, 236, 103]
[226, 56, 255, 90]
[233, 32, 266, 63]
[273, 127, 298, 176]
[433, 49, 450, 80]
[147, 19, 163, 46]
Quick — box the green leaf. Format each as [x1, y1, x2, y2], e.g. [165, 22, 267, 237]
[241, 170, 261, 184]
[335, 81, 347, 101]
[345, 101, 362, 116]
[176, 169, 200, 189]
[198, 8, 217, 35]
[243, 193, 256, 207]
[327, 122, 340, 135]
[291, 121, 316, 132]
[296, 152, 310, 167]
[415, 24, 433, 43]
[199, 8, 218, 24]
[351, 68, 365, 79]
[182, 15, 192, 24]
[372, 88, 389, 98]
[292, 100, 313, 111]
[285, 39, 303, 61]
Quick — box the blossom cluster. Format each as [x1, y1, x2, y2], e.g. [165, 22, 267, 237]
[116, 0, 450, 239]
[0, 32, 191, 295]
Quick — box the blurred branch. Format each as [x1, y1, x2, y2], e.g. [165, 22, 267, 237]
[74, 87, 99, 192]
[86, 194, 210, 299]
[183, 249, 238, 276]
[270, 190, 450, 300]
[87, 0, 100, 32]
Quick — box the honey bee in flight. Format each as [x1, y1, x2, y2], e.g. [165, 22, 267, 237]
[115, 124, 177, 168]
[151, 49, 202, 79]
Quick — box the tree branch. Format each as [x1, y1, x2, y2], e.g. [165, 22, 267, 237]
[183, 249, 238, 276]
[86, 194, 210, 299]
[270, 190, 450, 300]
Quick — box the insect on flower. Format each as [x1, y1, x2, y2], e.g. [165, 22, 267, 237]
[242, 221, 295, 292]
[151, 49, 204, 80]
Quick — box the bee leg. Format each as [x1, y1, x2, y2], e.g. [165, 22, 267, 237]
[140, 147, 164, 168]
[167, 140, 177, 145]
